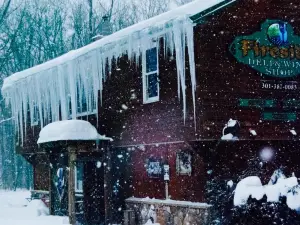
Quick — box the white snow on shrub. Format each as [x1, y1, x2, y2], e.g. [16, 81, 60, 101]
[227, 180, 234, 188]
[37, 120, 112, 143]
[234, 174, 300, 212]
[268, 169, 286, 185]
[234, 176, 264, 206]
[287, 186, 300, 212]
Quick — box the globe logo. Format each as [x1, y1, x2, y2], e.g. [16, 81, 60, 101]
[267, 22, 288, 46]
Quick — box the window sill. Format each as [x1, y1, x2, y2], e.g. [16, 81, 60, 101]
[69, 110, 97, 118]
[143, 97, 159, 104]
[31, 121, 39, 127]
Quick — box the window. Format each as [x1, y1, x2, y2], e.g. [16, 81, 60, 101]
[75, 162, 83, 193]
[143, 45, 159, 103]
[76, 75, 97, 117]
[67, 79, 97, 119]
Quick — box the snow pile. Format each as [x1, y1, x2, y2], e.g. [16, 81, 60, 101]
[37, 120, 112, 144]
[26, 199, 49, 216]
[0, 190, 69, 225]
[234, 175, 300, 212]
[1, 0, 232, 144]
[144, 220, 160, 225]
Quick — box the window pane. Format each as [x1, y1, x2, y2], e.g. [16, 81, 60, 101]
[146, 48, 157, 73]
[76, 163, 83, 191]
[32, 103, 39, 124]
[147, 73, 158, 98]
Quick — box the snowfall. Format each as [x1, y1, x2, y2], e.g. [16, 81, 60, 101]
[0, 190, 69, 225]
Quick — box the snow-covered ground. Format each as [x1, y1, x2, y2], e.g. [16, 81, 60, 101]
[0, 190, 69, 225]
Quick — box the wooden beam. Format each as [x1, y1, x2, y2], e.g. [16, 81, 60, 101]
[49, 155, 54, 215]
[104, 146, 112, 224]
[68, 146, 77, 225]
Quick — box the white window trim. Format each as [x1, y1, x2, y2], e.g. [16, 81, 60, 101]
[76, 109, 97, 118]
[75, 164, 83, 193]
[142, 43, 159, 104]
[67, 95, 97, 119]
[31, 120, 39, 127]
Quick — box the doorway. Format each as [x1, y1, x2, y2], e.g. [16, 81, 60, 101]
[76, 160, 105, 225]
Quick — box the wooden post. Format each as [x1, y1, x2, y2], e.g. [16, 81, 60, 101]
[165, 182, 169, 200]
[49, 154, 54, 215]
[104, 144, 112, 224]
[68, 146, 77, 225]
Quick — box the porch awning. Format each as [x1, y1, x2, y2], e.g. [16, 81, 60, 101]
[37, 120, 112, 144]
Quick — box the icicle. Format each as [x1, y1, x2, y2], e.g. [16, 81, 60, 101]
[173, 20, 187, 124]
[21, 82, 28, 137]
[58, 65, 67, 120]
[68, 61, 77, 120]
[2, 16, 198, 141]
[186, 20, 197, 130]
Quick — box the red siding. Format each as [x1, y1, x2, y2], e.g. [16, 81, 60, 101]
[130, 143, 205, 202]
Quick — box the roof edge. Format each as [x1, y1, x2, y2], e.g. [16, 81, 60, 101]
[191, 0, 237, 24]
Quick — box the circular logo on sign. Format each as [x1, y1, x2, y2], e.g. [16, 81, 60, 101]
[267, 22, 288, 46]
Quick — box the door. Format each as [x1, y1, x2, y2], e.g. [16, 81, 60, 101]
[83, 161, 105, 225]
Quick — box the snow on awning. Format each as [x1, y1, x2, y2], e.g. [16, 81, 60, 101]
[1, 0, 232, 144]
[37, 120, 112, 144]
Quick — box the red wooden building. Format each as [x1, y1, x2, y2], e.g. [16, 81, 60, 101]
[3, 0, 300, 224]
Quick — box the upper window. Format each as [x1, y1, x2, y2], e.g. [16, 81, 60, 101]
[143, 45, 159, 104]
[67, 76, 97, 118]
[76, 76, 97, 116]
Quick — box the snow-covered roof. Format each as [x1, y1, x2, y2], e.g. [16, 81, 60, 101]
[2, 0, 229, 90]
[2, 0, 235, 145]
[37, 120, 112, 144]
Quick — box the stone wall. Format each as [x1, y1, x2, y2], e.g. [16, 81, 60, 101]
[125, 198, 211, 225]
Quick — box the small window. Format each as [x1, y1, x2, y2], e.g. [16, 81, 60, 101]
[67, 76, 97, 118]
[75, 162, 83, 193]
[143, 46, 159, 103]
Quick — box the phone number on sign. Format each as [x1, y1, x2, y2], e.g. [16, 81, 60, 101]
[262, 82, 298, 90]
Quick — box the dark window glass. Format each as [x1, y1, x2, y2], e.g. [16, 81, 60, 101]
[31, 103, 39, 125]
[147, 73, 158, 98]
[76, 162, 83, 191]
[146, 48, 157, 73]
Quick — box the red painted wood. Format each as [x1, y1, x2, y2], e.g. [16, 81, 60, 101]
[130, 143, 205, 202]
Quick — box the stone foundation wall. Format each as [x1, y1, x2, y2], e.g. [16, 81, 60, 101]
[125, 198, 211, 225]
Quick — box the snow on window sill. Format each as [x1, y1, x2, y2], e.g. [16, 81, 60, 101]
[31, 121, 39, 127]
[143, 97, 159, 104]
[69, 110, 97, 118]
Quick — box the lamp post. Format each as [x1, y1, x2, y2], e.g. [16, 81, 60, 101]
[163, 164, 170, 200]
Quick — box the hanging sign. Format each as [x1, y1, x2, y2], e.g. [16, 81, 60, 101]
[230, 20, 300, 77]
[56, 168, 65, 201]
